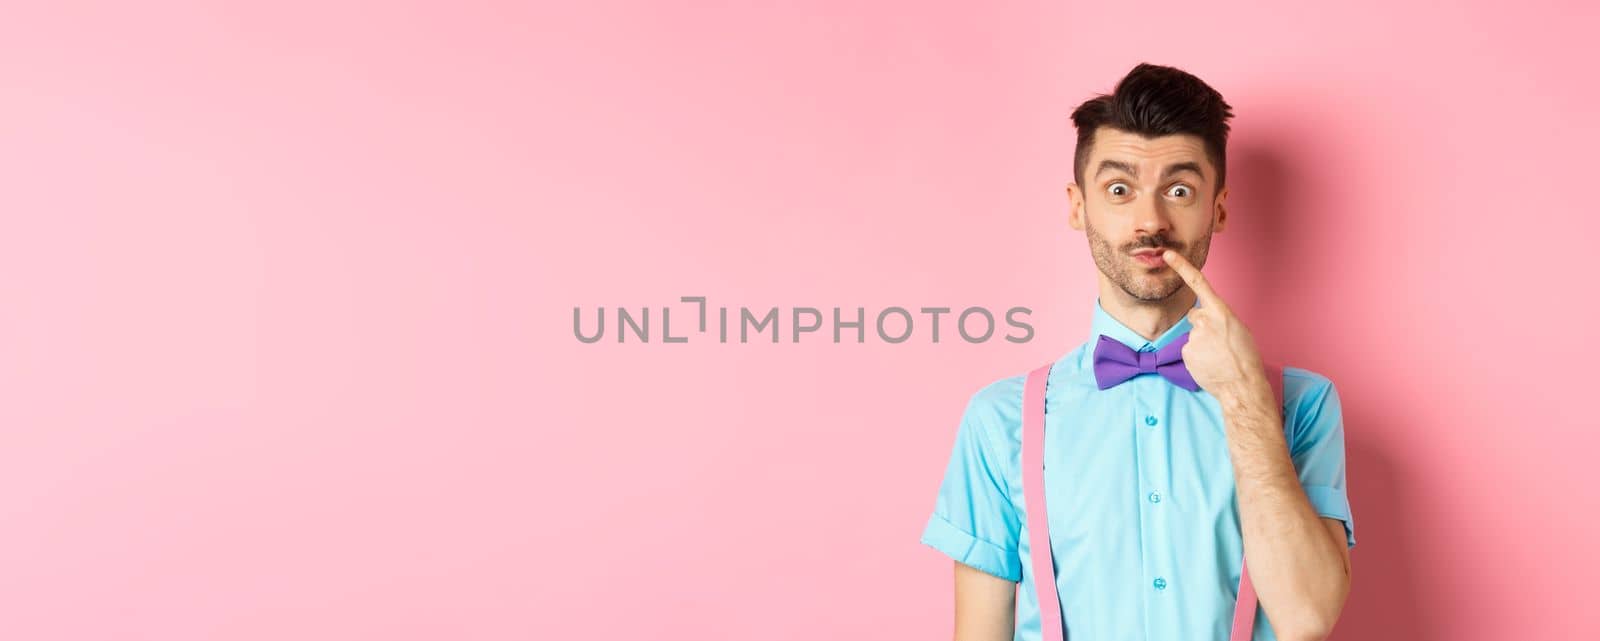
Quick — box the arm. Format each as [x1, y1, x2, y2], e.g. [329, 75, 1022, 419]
[1156, 250, 1353, 641]
[953, 561, 1016, 641]
[921, 383, 1028, 640]
[1217, 376, 1351, 641]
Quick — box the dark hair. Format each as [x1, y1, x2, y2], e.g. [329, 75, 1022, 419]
[1071, 63, 1235, 193]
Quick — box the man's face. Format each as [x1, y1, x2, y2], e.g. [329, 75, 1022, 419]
[1067, 127, 1228, 302]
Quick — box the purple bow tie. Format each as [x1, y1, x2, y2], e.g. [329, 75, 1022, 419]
[1092, 332, 1201, 391]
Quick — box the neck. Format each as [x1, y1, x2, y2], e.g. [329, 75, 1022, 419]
[1097, 281, 1198, 342]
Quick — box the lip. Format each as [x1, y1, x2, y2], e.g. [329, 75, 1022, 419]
[1131, 249, 1167, 267]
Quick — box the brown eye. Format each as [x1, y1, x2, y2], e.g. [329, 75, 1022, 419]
[1168, 185, 1192, 198]
[1109, 184, 1129, 197]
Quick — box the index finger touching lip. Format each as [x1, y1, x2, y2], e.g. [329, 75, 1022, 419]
[1161, 249, 1221, 305]
[1160, 249, 1196, 279]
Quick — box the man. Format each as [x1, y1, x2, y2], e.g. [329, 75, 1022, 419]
[919, 63, 1355, 641]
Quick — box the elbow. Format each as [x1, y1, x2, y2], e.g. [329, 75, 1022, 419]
[1275, 603, 1344, 641]
[1273, 598, 1344, 641]
[1275, 622, 1333, 641]
[1281, 564, 1349, 641]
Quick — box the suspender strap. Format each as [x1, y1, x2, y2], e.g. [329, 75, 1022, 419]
[1021, 360, 1287, 641]
[1020, 362, 1060, 641]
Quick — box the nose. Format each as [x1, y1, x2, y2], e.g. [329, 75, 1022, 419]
[1131, 193, 1172, 238]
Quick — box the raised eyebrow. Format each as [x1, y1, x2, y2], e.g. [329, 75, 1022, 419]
[1161, 161, 1205, 181]
[1094, 159, 1206, 182]
[1094, 159, 1138, 180]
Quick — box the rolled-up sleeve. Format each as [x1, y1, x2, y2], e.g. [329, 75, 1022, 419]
[1285, 369, 1356, 549]
[920, 388, 1023, 581]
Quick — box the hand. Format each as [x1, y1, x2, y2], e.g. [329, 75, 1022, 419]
[1161, 249, 1269, 404]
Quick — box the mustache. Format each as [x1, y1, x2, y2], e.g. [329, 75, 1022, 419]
[1125, 235, 1181, 253]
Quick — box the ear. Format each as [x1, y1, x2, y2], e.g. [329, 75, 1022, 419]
[1066, 182, 1085, 231]
[1212, 185, 1229, 233]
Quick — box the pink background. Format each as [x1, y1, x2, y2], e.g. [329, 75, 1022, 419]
[2, 1, 1595, 639]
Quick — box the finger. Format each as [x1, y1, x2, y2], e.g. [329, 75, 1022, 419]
[1161, 249, 1227, 311]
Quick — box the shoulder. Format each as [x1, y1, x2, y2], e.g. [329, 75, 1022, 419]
[955, 348, 1088, 451]
[1281, 365, 1334, 394]
[956, 372, 1027, 455]
[1280, 366, 1339, 411]
[963, 373, 1026, 426]
[1278, 365, 1345, 443]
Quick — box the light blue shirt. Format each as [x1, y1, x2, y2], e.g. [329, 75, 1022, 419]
[920, 297, 1355, 641]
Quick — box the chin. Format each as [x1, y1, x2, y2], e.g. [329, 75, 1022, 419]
[1123, 276, 1182, 301]
[1123, 286, 1170, 302]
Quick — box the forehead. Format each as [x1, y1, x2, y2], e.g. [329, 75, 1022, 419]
[1088, 127, 1212, 182]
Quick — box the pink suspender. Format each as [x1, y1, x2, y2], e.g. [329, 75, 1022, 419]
[1020, 361, 1286, 641]
[1020, 362, 1064, 640]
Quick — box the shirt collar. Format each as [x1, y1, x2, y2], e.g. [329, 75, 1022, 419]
[1085, 295, 1201, 357]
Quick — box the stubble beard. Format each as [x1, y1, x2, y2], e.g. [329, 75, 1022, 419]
[1085, 213, 1214, 303]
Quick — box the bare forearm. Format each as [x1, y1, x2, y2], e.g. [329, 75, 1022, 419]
[1217, 376, 1350, 641]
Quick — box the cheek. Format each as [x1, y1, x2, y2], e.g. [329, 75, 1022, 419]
[1086, 203, 1132, 231]
[1176, 205, 1215, 234]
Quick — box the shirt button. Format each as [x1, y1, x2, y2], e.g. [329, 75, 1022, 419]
[1145, 415, 1158, 426]
[1148, 491, 1162, 503]
[1153, 577, 1167, 590]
